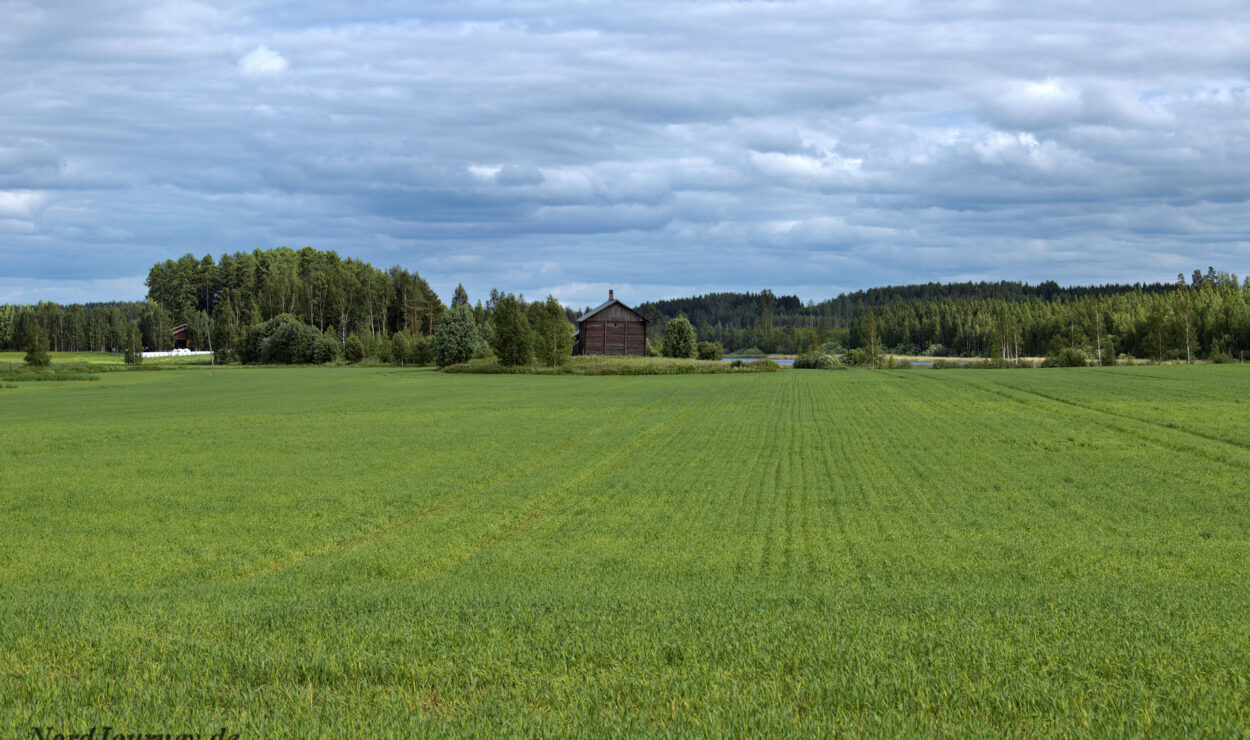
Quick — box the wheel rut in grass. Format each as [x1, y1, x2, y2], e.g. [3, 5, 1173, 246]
[928, 374, 1250, 474]
[406, 402, 703, 580]
[245, 387, 691, 579]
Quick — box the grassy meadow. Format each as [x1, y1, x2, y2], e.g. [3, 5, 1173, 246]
[2, 363, 1248, 735]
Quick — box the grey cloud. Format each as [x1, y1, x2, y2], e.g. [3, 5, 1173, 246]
[2, 1, 1249, 306]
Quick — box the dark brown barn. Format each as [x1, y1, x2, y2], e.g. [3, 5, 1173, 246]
[574, 290, 648, 356]
[171, 324, 190, 349]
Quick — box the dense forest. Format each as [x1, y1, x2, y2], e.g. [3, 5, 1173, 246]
[2, 249, 1247, 364]
[636, 272, 1248, 361]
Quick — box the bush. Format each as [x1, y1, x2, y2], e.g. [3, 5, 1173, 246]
[793, 352, 845, 370]
[662, 316, 697, 358]
[734, 346, 765, 358]
[1044, 348, 1087, 368]
[409, 336, 433, 366]
[843, 348, 866, 366]
[696, 341, 723, 361]
[261, 321, 323, 364]
[921, 343, 948, 357]
[309, 334, 340, 364]
[1209, 351, 1235, 364]
[433, 304, 483, 368]
[343, 334, 365, 363]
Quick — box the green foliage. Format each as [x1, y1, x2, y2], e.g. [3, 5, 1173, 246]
[432, 304, 483, 368]
[22, 323, 49, 367]
[696, 341, 723, 361]
[490, 294, 533, 367]
[792, 352, 844, 369]
[733, 346, 765, 358]
[123, 323, 143, 365]
[344, 334, 365, 363]
[238, 313, 336, 364]
[531, 295, 574, 367]
[390, 332, 409, 366]
[842, 348, 866, 366]
[1045, 348, 1088, 368]
[662, 315, 697, 358]
[408, 336, 433, 366]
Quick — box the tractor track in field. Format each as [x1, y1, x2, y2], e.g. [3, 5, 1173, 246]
[406, 403, 701, 580]
[927, 374, 1250, 474]
[246, 388, 691, 579]
[993, 381, 1250, 453]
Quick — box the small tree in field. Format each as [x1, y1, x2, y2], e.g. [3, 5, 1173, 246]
[532, 295, 574, 367]
[662, 315, 696, 358]
[23, 323, 50, 367]
[123, 322, 143, 365]
[432, 304, 482, 367]
[491, 294, 533, 366]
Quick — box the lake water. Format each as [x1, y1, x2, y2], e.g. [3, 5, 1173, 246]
[723, 357, 936, 368]
[722, 357, 795, 367]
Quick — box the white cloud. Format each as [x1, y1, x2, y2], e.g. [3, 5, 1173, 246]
[238, 46, 289, 76]
[0, 190, 48, 219]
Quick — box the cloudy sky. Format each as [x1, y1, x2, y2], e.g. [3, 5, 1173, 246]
[2, 1, 1248, 307]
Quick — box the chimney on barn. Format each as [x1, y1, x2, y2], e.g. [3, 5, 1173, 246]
[609, 289, 614, 301]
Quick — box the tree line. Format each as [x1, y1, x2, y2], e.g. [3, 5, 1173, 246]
[4, 253, 1246, 365]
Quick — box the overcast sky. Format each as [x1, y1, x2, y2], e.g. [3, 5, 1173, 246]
[2, 1, 1248, 307]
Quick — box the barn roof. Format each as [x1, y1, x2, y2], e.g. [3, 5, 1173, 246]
[575, 298, 646, 324]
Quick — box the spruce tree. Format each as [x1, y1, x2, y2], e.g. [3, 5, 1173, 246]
[23, 323, 50, 367]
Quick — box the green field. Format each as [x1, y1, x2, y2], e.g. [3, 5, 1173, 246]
[2, 365, 1248, 735]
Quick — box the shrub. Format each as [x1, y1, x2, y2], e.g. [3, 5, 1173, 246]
[1044, 348, 1087, 368]
[309, 334, 340, 364]
[922, 343, 947, 357]
[343, 334, 366, 364]
[793, 352, 845, 370]
[433, 304, 483, 368]
[409, 336, 433, 366]
[1209, 351, 1235, 364]
[734, 346, 765, 358]
[843, 348, 866, 366]
[696, 341, 723, 361]
[662, 316, 697, 358]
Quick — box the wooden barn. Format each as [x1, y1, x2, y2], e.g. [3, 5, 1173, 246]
[171, 324, 190, 349]
[574, 290, 648, 356]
